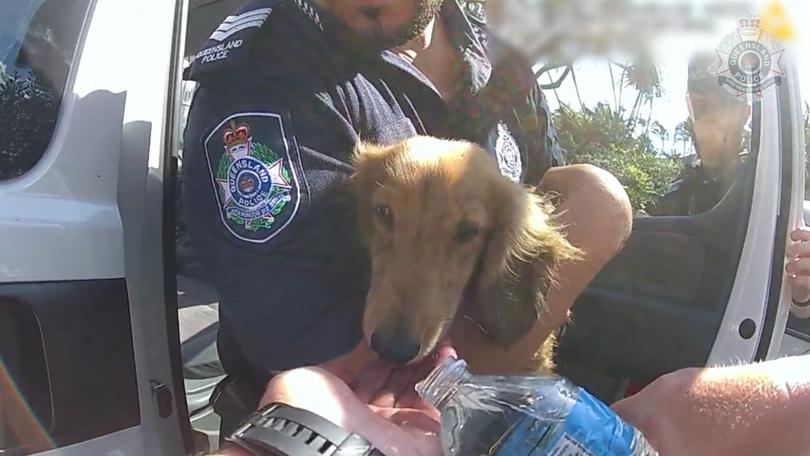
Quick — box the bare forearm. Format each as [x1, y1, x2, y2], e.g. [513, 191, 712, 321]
[614, 355, 810, 456]
[693, 356, 810, 454]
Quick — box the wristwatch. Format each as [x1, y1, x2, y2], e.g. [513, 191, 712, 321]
[227, 403, 386, 456]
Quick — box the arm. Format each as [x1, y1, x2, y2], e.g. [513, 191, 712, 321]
[209, 347, 455, 456]
[451, 86, 633, 374]
[182, 86, 373, 385]
[613, 356, 810, 456]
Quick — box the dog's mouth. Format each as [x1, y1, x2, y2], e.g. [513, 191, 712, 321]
[411, 317, 456, 365]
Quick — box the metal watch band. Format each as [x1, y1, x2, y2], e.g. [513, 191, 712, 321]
[227, 403, 385, 456]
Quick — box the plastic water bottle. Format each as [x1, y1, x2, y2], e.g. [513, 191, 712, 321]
[416, 358, 657, 456]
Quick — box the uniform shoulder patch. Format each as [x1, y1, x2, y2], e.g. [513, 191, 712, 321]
[204, 112, 307, 243]
[189, 0, 283, 80]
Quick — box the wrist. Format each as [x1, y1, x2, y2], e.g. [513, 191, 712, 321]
[226, 403, 383, 456]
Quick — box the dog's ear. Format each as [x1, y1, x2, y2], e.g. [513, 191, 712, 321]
[466, 188, 580, 348]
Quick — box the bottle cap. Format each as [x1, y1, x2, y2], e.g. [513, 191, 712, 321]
[416, 358, 469, 410]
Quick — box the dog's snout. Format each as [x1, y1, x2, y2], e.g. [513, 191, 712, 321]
[370, 331, 420, 365]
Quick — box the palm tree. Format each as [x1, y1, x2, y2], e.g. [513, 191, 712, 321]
[650, 120, 670, 156]
[673, 119, 694, 157]
[617, 60, 662, 130]
[608, 61, 619, 111]
[570, 65, 585, 111]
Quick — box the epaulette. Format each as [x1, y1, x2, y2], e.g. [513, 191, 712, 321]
[466, 14, 489, 50]
[187, 0, 284, 81]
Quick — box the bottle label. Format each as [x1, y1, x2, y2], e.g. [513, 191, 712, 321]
[547, 433, 595, 456]
[494, 389, 637, 456]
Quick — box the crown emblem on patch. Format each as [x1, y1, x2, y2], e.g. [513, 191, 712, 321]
[737, 16, 762, 41]
[712, 14, 785, 100]
[223, 121, 251, 147]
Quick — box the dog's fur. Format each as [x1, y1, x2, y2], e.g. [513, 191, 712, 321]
[351, 136, 579, 372]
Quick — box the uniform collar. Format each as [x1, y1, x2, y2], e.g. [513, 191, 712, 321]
[440, 0, 492, 95]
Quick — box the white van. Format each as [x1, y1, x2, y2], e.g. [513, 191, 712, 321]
[0, 0, 806, 454]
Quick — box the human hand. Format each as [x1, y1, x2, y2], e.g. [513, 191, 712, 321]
[221, 346, 455, 456]
[786, 226, 810, 309]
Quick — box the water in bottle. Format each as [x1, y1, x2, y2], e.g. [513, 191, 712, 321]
[416, 358, 657, 456]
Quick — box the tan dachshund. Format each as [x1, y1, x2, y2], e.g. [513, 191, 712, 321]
[351, 136, 579, 373]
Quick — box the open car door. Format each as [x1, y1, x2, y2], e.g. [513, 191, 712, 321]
[558, 48, 806, 399]
[0, 0, 190, 454]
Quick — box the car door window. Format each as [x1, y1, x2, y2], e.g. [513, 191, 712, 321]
[1, 0, 92, 451]
[0, 0, 91, 180]
[527, 4, 797, 397]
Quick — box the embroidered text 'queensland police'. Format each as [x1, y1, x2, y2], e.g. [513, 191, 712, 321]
[196, 39, 244, 64]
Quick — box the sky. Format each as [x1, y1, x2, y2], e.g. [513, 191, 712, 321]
[539, 0, 809, 155]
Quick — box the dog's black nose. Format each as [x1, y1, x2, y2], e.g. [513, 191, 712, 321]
[370, 331, 420, 365]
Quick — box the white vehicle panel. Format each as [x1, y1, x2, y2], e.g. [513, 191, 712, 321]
[708, 51, 802, 364]
[0, 0, 127, 283]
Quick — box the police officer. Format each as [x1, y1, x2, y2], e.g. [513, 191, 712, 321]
[182, 0, 632, 432]
[647, 53, 750, 216]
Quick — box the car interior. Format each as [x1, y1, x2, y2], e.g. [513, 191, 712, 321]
[556, 113, 761, 399]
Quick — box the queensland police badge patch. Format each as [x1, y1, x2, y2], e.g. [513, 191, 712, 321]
[205, 113, 305, 243]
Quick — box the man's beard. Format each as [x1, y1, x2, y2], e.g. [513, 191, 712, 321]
[333, 0, 444, 54]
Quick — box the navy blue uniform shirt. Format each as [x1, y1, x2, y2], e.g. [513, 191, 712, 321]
[182, 0, 563, 388]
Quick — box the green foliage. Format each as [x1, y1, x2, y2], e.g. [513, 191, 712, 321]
[553, 102, 681, 211]
[0, 71, 59, 179]
[216, 152, 229, 180]
[252, 141, 278, 163]
[246, 217, 273, 232]
[805, 104, 809, 157]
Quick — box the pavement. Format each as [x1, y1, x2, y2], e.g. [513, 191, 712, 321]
[178, 274, 219, 343]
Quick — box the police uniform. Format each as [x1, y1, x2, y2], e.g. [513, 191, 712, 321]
[182, 0, 563, 397]
[646, 53, 748, 217]
[647, 153, 744, 216]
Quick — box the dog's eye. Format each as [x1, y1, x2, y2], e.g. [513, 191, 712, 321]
[456, 221, 479, 243]
[374, 205, 393, 229]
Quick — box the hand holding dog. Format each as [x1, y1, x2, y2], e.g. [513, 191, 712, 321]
[220, 347, 455, 456]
